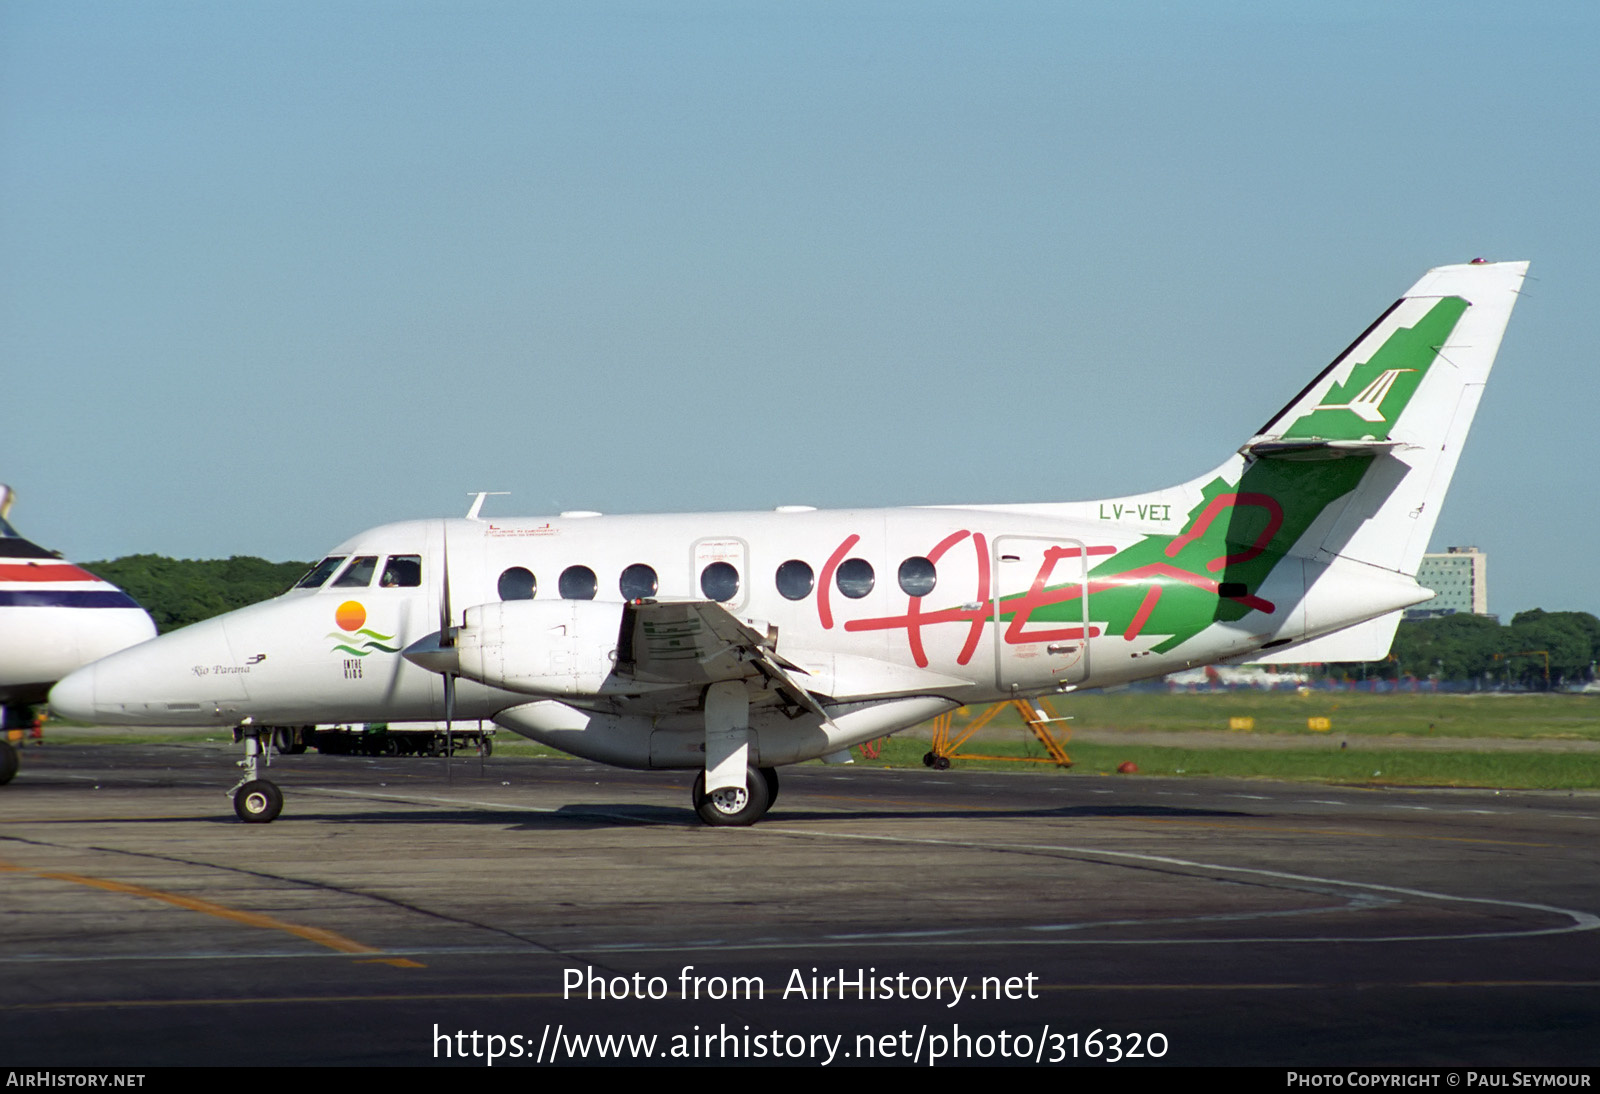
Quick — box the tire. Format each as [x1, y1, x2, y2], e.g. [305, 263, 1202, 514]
[479, 736, 493, 758]
[0, 740, 18, 786]
[759, 766, 779, 807]
[234, 780, 283, 823]
[692, 765, 771, 827]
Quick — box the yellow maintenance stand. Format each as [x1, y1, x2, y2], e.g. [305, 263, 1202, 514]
[923, 699, 1074, 770]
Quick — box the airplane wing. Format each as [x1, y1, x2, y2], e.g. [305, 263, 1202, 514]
[619, 600, 834, 724]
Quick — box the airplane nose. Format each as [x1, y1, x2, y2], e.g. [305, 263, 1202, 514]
[46, 614, 246, 726]
[49, 663, 98, 723]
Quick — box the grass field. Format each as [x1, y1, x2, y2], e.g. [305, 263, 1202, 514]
[858, 734, 1600, 790]
[896, 691, 1600, 789]
[1030, 690, 1600, 741]
[30, 691, 1600, 790]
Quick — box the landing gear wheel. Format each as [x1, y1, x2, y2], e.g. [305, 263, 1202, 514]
[0, 740, 18, 786]
[759, 766, 779, 807]
[934, 755, 951, 771]
[234, 779, 283, 823]
[923, 751, 936, 768]
[692, 765, 772, 827]
[478, 736, 493, 758]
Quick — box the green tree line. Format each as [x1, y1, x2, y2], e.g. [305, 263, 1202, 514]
[82, 555, 311, 634]
[1337, 609, 1600, 689]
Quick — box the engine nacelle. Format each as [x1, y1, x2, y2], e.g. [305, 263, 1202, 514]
[455, 600, 625, 698]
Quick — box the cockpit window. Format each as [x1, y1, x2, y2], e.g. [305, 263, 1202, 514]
[332, 556, 378, 588]
[295, 556, 347, 589]
[380, 555, 422, 588]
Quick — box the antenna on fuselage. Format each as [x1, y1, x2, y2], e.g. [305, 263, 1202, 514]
[465, 492, 508, 522]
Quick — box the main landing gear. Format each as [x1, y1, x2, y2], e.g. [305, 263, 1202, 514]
[691, 765, 778, 827]
[229, 722, 283, 823]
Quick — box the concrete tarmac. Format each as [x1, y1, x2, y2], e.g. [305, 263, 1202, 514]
[2, 739, 1598, 1067]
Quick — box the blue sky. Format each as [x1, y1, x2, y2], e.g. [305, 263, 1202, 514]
[3, 2, 1595, 618]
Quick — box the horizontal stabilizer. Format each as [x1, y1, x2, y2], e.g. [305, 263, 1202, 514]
[1246, 610, 1407, 665]
[1241, 438, 1406, 461]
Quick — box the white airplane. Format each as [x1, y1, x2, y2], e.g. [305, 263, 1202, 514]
[1, 485, 158, 783]
[49, 260, 1528, 825]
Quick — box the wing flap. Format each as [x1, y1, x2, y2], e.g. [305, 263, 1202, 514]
[622, 600, 833, 722]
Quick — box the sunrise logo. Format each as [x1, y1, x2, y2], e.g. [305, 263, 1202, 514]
[328, 601, 399, 657]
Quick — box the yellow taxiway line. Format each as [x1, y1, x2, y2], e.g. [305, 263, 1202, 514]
[0, 858, 394, 959]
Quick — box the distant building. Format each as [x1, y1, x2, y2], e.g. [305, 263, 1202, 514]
[1407, 545, 1488, 619]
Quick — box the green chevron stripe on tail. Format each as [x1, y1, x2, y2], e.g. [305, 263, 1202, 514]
[1001, 454, 1372, 653]
[1279, 295, 1468, 441]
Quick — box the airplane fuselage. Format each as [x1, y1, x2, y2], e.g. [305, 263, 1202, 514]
[47, 495, 1418, 764]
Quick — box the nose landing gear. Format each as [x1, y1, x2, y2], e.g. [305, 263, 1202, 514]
[234, 779, 283, 823]
[229, 722, 283, 823]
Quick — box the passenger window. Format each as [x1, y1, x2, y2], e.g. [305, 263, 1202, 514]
[498, 566, 536, 601]
[775, 559, 814, 600]
[836, 558, 875, 599]
[332, 556, 378, 588]
[898, 556, 936, 597]
[619, 563, 659, 600]
[559, 565, 598, 600]
[380, 555, 422, 588]
[295, 556, 346, 590]
[700, 561, 739, 603]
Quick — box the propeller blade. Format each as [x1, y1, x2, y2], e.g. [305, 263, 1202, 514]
[438, 524, 454, 648]
[437, 519, 458, 775]
[443, 669, 456, 776]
